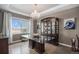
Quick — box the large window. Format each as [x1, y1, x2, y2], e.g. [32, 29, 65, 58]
[12, 17, 31, 36]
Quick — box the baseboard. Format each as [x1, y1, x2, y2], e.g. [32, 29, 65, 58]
[59, 42, 72, 48]
[9, 40, 22, 45]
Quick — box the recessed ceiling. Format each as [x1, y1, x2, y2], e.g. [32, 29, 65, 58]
[9, 4, 59, 14]
[0, 4, 79, 18]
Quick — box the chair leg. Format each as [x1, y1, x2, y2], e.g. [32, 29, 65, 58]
[71, 42, 76, 52]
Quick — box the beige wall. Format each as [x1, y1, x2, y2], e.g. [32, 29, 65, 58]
[47, 7, 79, 45]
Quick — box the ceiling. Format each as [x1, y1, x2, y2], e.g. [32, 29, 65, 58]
[9, 4, 59, 14]
[0, 4, 79, 18]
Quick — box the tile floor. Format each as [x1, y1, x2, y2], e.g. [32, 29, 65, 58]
[9, 41, 79, 54]
[9, 41, 30, 54]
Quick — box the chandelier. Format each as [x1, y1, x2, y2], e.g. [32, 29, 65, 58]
[31, 4, 40, 19]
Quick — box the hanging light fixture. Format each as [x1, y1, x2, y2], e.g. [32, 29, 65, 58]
[31, 4, 40, 19]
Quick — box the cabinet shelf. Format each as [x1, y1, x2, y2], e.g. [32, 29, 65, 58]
[41, 17, 59, 45]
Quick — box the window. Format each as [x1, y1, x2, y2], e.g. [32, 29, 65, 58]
[12, 17, 31, 38]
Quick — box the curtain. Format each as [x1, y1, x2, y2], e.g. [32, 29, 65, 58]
[3, 12, 12, 43]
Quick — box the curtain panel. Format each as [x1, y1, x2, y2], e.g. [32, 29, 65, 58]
[3, 12, 12, 43]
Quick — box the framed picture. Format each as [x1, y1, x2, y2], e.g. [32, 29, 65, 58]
[64, 18, 75, 29]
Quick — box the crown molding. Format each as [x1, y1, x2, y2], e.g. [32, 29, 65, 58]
[0, 4, 79, 18]
[0, 4, 30, 17]
[40, 4, 79, 18]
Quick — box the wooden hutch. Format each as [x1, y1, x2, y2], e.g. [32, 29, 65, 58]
[41, 17, 59, 45]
